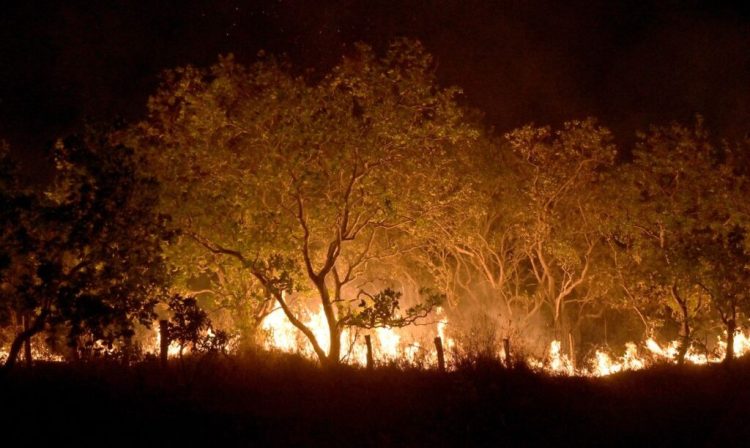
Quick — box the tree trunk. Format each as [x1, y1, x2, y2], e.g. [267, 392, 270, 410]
[4, 328, 38, 372]
[22, 314, 32, 368]
[725, 319, 736, 364]
[676, 318, 690, 365]
[323, 327, 342, 369]
[159, 319, 169, 368]
[314, 278, 341, 366]
[3, 312, 46, 372]
[672, 285, 690, 365]
[365, 335, 374, 370]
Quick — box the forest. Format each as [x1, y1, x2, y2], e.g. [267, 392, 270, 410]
[4, 39, 750, 369]
[2, 38, 750, 445]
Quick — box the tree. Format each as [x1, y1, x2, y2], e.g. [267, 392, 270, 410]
[0, 142, 37, 366]
[165, 293, 229, 356]
[168, 239, 275, 350]
[418, 136, 530, 327]
[0, 130, 173, 370]
[503, 119, 616, 352]
[133, 40, 478, 366]
[623, 118, 738, 364]
[685, 139, 750, 363]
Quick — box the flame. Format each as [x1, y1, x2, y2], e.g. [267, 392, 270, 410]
[435, 306, 455, 351]
[152, 324, 183, 358]
[547, 340, 575, 375]
[259, 302, 450, 366]
[0, 343, 64, 364]
[257, 298, 750, 375]
[4, 301, 748, 376]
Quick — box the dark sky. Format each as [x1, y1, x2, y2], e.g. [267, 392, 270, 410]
[2, 1, 750, 174]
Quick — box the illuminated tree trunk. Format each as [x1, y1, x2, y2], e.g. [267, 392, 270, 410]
[314, 279, 341, 367]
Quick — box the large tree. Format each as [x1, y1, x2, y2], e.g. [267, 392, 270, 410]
[133, 40, 479, 366]
[0, 131, 172, 370]
[504, 119, 616, 351]
[621, 118, 748, 364]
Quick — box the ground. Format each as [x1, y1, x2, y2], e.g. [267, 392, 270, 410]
[2, 352, 749, 447]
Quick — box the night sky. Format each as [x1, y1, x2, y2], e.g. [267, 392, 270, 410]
[2, 1, 749, 174]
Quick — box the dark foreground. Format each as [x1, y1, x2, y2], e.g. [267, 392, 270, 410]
[2, 353, 750, 447]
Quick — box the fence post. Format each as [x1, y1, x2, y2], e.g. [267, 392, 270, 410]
[365, 335, 374, 370]
[434, 336, 445, 372]
[159, 319, 169, 368]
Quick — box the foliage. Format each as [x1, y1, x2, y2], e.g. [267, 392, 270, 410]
[0, 129, 174, 369]
[132, 39, 479, 364]
[615, 118, 750, 362]
[166, 294, 229, 354]
[339, 287, 445, 329]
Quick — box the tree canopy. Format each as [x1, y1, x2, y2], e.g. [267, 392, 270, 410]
[133, 39, 480, 365]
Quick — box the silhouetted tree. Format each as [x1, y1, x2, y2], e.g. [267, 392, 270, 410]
[621, 118, 746, 364]
[0, 130, 173, 370]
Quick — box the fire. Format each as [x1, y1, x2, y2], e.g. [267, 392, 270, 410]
[6, 299, 743, 376]
[258, 298, 750, 375]
[260, 302, 451, 366]
[716, 331, 750, 359]
[436, 306, 455, 351]
[546, 340, 575, 375]
[152, 324, 183, 358]
[587, 343, 645, 377]
[0, 343, 64, 364]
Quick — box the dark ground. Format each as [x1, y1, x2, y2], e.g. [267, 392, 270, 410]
[2, 353, 750, 447]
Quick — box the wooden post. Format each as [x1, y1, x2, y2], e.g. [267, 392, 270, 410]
[22, 314, 32, 368]
[434, 336, 445, 372]
[503, 337, 511, 367]
[568, 332, 575, 369]
[365, 335, 374, 370]
[159, 319, 169, 368]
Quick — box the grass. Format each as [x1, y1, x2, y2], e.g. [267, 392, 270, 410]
[2, 351, 750, 447]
